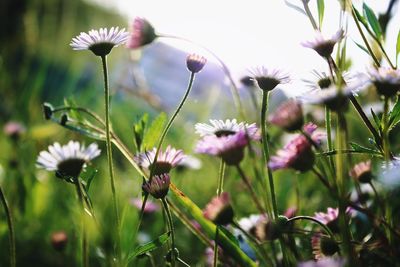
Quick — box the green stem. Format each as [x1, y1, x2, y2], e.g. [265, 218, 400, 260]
[217, 160, 225, 196]
[260, 90, 278, 218]
[382, 96, 391, 162]
[162, 198, 176, 267]
[286, 216, 335, 239]
[75, 178, 89, 267]
[236, 165, 265, 214]
[213, 227, 219, 267]
[302, 0, 318, 30]
[325, 107, 336, 172]
[150, 72, 195, 177]
[100, 55, 121, 260]
[0, 185, 16, 267]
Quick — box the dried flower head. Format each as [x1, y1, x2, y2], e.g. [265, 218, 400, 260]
[126, 17, 157, 49]
[302, 30, 344, 58]
[268, 99, 304, 132]
[350, 160, 373, 184]
[311, 232, 340, 260]
[3, 121, 26, 140]
[51, 231, 68, 251]
[203, 192, 234, 225]
[195, 131, 249, 165]
[368, 67, 400, 97]
[195, 119, 260, 140]
[36, 141, 101, 180]
[142, 173, 171, 199]
[250, 66, 290, 91]
[134, 146, 185, 176]
[186, 54, 207, 73]
[269, 123, 323, 172]
[70, 27, 129, 56]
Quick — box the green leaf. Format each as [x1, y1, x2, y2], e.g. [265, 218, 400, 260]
[317, 0, 325, 29]
[389, 96, 400, 130]
[349, 142, 381, 156]
[370, 108, 382, 134]
[80, 165, 98, 191]
[353, 40, 370, 56]
[59, 121, 106, 141]
[396, 29, 400, 66]
[363, 3, 383, 40]
[142, 112, 167, 150]
[63, 98, 85, 123]
[133, 113, 149, 152]
[127, 232, 170, 261]
[353, 6, 368, 28]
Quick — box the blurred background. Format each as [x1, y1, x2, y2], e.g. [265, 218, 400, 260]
[0, 0, 399, 266]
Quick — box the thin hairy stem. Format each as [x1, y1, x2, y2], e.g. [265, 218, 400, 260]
[162, 198, 176, 267]
[236, 165, 265, 214]
[0, 185, 16, 267]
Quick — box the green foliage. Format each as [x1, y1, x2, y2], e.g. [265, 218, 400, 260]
[317, 0, 325, 29]
[362, 3, 383, 40]
[142, 112, 167, 150]
[128, 232, 170, 261]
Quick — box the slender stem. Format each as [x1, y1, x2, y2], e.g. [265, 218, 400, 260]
[302, 0, 318, 30]
[158, 34, 246, 120]
[100, 55, 121, 260]
[217, 160, 225, 196]
[0, 185, 16, 267]
[382, 96, 391, 162]
[150, 72, 195, 177]
[311, 168, 331, 189]
[75, 178, 89, 267]
[260, 90, 278, 218]
[177, 258, 191, 267]
[213, 227, 219, 267]
[369, 181, 385, 216]
[161, 198, 176, 267]
[325, 107, 336, 171]
[236, 165, 265, 214]
[351, 5, 381, 67]
[286, 216, 335, 239]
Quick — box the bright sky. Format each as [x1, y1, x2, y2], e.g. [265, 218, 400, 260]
[93, 0, 398, 92]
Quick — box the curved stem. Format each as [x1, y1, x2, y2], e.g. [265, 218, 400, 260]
[100, 55, 121, 260]
[158, 34, 246, 120]
[236, 165, 265, 214]
[261, 90, 278, 218]
[53, 106, 105, 127]
[161, 198, 176, 267]
[0, 185, 16, 267]
[150, 72, 195, 177]
[286, 216, 335, 239]
[302, 0, 318, 30]
[75, 178, 89, 267]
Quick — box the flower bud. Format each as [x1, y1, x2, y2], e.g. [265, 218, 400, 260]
[186, 54, 207, 73]
[142, 173, 171, 199]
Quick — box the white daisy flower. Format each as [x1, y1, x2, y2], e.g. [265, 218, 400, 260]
[70, 27, 129, 56]
[302, 29, 344, 58]
[195, 119, 260, 140]
[36, 141, 101, 179]
[250, 66, 290, 91]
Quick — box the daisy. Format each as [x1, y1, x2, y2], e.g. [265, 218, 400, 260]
[298, 258, 346, 267]
[130, 197, 160, 213]
[349, 160, 373, 184]
[250, 66, 290, 91]
[302, 71, 333, 91]
[195, 119, 260, 140]
[134, 145, 185, 175]
[314, 207, 353, 233]
[142, 173, 171, 199]
[203, 192, 234, 225]
[268, 99, 304, 132]
[368, 67, 400, 97]
[36, 141, 101, 179]
[311, 232, 340, 260]
[126, 17, 157, 49]
[70, 27, 129, 56]
[302, 30, 344, 58]
[195, 131, 249, 165]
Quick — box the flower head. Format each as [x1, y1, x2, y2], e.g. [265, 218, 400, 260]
[314, 207, 353, 233]
[142, 173, 170, 199]
[298, 258, 346, 267]
[130, 197, 160, 213]
[3, 121, 26, 140]
[302, 30, 344, 58]
[36, 141, 101, 180]
[203, 192, 234, 225]
[126, 17, 157, 49]
[195, 119, 260, 140]
[302, 71, 333, 91]
[350, 160, 373, 184]
[195, 131, 249, 165]
[51, 231, 68, 252]
[269, 123, 323, 172]
[368, 67, 400, 97]
[176, 155, 202, 171]
[269, 99, 304, 132]
[186, 54, 207, 73]
[254, 215, 281, 241]
[237, 214, 264, 237]
[250, 66, 290, 91]
[311, 232, 340, 260]
[134, 146, 185, 176]
[70, 27, 129, 56]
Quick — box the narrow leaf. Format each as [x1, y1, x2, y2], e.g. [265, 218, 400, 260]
[363, 3, 382, 40]
[370, 108, 382, 134]
[128, 232, 170, 261]
[353, 6, 368, 28]
[218, 226, 239, 246]
[389, 96, 400, 129]
[80, 166, 98, 191]
[133, 113, 149, 152]
[349, 142, 381, 155]
[142, 112, 167, 150]
[353, 40, 370, 56]
[317, 0, 324, 29]
[396, 29, 400, 66]
[284, 0, 306, 16]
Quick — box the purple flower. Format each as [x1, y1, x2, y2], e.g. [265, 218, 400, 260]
[126, 17, 157, 49]
[268, 99, 304, 132]
[203, 192, 234, 225]
[3, 121, 26, 140]
[298, 258, 345, 267]
[195, 131, 249, 165]
[368, 67, 400, 97]
[349, 160, 373, 184]
[311, 232, 339, 260]
[134, 146, 185, 175]
[142, 173, 170, 199]
[314, 207, 353, 233]
[70, 27, 129, 56]
[195, 119, 260, 140]
[186, 54, 207, 73]
[302, 30, 344, 58]
[130, 197, 160, 213]
[268, 123, 323, 172]
[250, 66, 290, 91]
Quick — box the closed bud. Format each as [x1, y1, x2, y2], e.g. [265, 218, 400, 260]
[186, 54, 207, 73]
